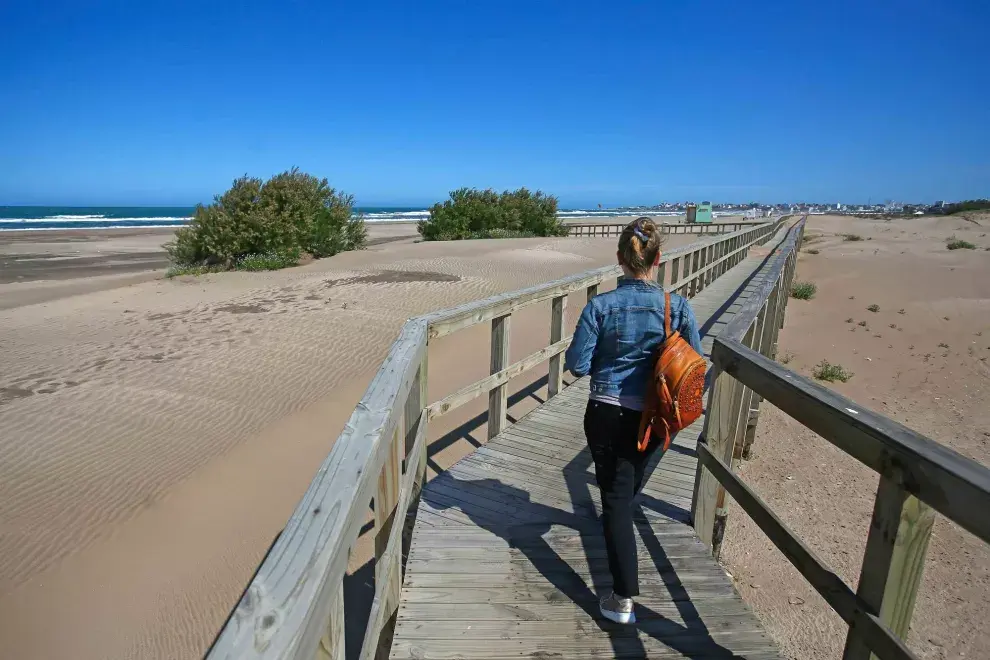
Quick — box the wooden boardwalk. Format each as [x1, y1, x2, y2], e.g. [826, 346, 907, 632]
[390, 246, 787, 659]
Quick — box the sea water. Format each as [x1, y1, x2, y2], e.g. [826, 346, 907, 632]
[0, 205, 689, 231]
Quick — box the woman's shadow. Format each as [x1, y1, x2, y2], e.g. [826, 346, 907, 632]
[423, 444, 750, 658]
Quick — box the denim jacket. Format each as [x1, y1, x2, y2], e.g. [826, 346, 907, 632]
[563, 278, 703, 408]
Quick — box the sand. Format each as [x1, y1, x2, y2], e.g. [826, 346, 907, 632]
[0, 221, 703, 659]
[719, 213, 990, 659]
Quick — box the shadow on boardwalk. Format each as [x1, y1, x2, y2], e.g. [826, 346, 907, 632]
[425, 439, 751, 659]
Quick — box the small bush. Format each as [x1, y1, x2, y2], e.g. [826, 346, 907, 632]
[791, 281, 817, 300]
[779, 352, 795, 365]
[845, 317, 854, 323]
[867, 304, 880, 313]
[805, 248, 820, 255]
[898, 308, 906, 314]
[844, 234, 864, 241]
[946, 237, 976, 250]
[165, 168, 366, 271]
[939, 342, 949, 349]
[418, 187, 566, 241]
[813, 360, 854, 383]
[858, 320, 868, 327]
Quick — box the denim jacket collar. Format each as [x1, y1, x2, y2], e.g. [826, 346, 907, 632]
[616, 276, 660, 290]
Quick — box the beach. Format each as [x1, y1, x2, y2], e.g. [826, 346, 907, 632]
[0, 218, 703, 659]
[720, 213, 990, 658]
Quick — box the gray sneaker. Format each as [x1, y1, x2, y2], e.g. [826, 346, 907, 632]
[599, 592, 636, 624]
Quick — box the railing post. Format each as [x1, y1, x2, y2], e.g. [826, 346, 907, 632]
[317, 581, 346, 659]
[704, 244, 715, 287]
[695, 244, 709, 293]
[670, 256, 681, 290]
[374, 418, 403, 644]
[548, 295, 567, 399]
[687, 250, 700, 297]
[586, 283, 599, 302]
[692, 358, 745, 554]
[656, 260, 666, 287]
[842, 476, 935, 660]
[740, 279, 783, 459]
[405, 354, 428, 495]
[488, 314, 511, 439]
[693, 325, 759, 556]
[734, 300, 769, 460]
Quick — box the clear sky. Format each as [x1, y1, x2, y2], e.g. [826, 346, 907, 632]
[1, 0, 987, 207]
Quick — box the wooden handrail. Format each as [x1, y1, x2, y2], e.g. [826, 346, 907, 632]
[566, 219, 771, 237]
[691, 217, 990, 660]
[205, 218, 788, 660]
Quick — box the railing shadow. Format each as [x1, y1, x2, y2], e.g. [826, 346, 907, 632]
[425, 464, 747, 657]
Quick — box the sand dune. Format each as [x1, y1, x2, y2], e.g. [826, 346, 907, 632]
[0, 230, 700, 659]
[721, 213, 990, 659]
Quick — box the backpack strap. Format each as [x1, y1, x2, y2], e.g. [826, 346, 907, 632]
[664, 290, 672, 338]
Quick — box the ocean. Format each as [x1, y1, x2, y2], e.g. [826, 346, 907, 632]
[0, 205, 689, 232]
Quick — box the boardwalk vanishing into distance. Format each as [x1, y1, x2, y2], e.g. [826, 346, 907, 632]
[208, 215, 990, 660]
[395, 238, 790, 659]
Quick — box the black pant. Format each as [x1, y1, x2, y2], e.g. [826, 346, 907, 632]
[583, 399, 661, 598]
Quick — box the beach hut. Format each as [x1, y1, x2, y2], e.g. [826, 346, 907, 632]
[687, 201, 713, 223]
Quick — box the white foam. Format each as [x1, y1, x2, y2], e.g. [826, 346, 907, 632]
[1, 216, 190, 223]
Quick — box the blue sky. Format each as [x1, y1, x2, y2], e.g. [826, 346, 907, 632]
[1, 0, 987, 207]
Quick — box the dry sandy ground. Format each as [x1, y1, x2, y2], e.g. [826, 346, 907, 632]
[0, 220, 707, 660]
[720, 213, 990, 659]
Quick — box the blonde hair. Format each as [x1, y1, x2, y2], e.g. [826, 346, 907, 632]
[618, 216, 664, 275]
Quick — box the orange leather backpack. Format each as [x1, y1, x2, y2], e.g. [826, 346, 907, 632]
[638, 291, 708, 452]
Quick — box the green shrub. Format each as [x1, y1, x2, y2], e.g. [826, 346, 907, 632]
[812, 360, 854, 383]
[843, 234, 863, 241]
[946, 237, 976, 250]
[418, 187, 567, 241]
[165, 168, 366, 270]
[867, 304, 880, 313]
[791, 281, 817, 300]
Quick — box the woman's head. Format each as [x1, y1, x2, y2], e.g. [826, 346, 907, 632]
[617, 216, 664, 276]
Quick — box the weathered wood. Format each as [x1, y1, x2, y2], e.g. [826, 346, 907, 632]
[373, 419, 404, 632]
[424, 266, 619, 339]
[842, 477, 935, 660]
[316, 581, 345, 660]
[487, 314, 511, 439]
[547, 295, 566, 399]
[426, 337, 570, 421]
[712, 337, 990, 544]
[585, 283, 598, 301]
[697, 444, 917, 660]
[361, 402, 431, 660]
[207, 320, 427, 660]
[705, 320, 755, 558]
[733, 302, 768, 462]
[692, 363, 743, 550]
[405, 356, 428, 494]
[741, 279, 782, 458]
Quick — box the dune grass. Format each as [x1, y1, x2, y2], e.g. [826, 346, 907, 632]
[791, 281, 817, 300]
[946, 236, 977, 250]
[813, 360, 854, 383]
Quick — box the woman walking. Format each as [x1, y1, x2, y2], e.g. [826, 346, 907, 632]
[564, 217, 703, 624]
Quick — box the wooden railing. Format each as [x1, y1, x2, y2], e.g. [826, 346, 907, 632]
[567, 219, 770, 237]
[691, 218, 990, 660]
[205, 218, 788, 660]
